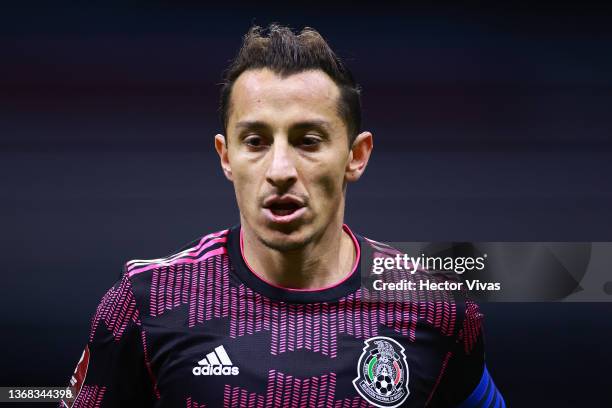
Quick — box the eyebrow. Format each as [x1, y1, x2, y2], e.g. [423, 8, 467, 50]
[234, 119, 332, 132]
[234, 120, 269, 132]
[292, 120, 332, 133]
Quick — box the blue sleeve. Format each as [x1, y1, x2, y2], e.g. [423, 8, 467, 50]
[457, 366, 505, 408]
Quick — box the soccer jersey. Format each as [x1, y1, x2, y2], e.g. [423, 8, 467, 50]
[61, 224, 504, 408]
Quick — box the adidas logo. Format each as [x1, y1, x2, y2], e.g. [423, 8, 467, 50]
[192, 345, 239, 376]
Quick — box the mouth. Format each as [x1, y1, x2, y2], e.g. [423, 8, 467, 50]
[262, 196, 307, 224]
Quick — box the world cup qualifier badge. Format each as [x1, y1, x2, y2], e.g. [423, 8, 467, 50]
[352, 336, 410, 408]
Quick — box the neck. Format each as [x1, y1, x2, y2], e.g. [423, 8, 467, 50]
[240, 219, 357, 290]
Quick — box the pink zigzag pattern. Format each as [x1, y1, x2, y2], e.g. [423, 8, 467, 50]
[457, 298, 483, 354]
[89, 275, 139, 342]
[149, 245, 458, 357]
[230, 264, 457, 357]
[221, 370, 374, 408]
[72, 385, 106, 408]
[150, 255, 231, 327]
[185, 396, 207, 408]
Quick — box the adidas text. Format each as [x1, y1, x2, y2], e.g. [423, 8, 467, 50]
[192, 366, 239, 376]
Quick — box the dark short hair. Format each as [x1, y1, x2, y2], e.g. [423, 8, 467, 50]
[219, 24, 362, 144]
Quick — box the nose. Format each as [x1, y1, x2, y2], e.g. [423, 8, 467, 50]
[265, 138, 298, 191]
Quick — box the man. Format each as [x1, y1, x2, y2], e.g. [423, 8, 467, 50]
[62, 24, 504, 407]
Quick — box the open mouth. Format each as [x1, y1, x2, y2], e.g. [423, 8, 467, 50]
[267, 202, 302, 216]
[262, 196, 306, 223]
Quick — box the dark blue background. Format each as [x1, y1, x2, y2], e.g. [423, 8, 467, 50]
[2, 3, 611, 406]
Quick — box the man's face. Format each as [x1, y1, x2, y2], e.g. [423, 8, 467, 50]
[216, 68, 365, 251]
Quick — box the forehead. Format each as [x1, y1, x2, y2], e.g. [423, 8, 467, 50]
[228, 68, 343, 129]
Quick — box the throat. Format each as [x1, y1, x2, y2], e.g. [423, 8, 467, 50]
[240, 226, 357, 291]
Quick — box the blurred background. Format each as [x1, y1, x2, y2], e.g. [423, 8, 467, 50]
[1, 2, 611, 406]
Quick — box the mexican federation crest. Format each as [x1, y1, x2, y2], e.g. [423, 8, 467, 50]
[352, 336, 410, 408]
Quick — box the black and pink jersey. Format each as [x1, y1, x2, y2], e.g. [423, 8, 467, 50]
[61, 224, 504, 408]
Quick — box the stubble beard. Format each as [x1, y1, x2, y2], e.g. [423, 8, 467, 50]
[257, 227, 317, 252]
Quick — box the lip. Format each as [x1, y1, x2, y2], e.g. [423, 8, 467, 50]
[262, 195, 307, 225]
[262, 195, 305, 208]
[263, 206, 307, 224]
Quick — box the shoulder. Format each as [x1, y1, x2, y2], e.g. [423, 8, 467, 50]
[359, 235, 483, 340]
[123, 228, 230, 280]
[108, 228, 232, 322]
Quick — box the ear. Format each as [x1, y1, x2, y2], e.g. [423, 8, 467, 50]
[345, 131, 373, 183]
[214, 134, 233, 181]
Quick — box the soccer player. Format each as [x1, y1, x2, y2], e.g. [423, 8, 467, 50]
[61, 24, 504, 408]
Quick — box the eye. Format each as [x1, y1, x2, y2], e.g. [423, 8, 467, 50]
[244, 135, 266, 148]
[301, 135, 322, 147]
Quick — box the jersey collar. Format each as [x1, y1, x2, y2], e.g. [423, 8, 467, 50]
[227, 224, 363, 303]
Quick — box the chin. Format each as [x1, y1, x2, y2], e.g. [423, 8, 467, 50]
[259, 227, 314, 252]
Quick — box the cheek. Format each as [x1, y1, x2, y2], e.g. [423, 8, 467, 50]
[230, 164, 258, 210]
[310, 164, 346, 209]
[318, 173, 338, 197]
